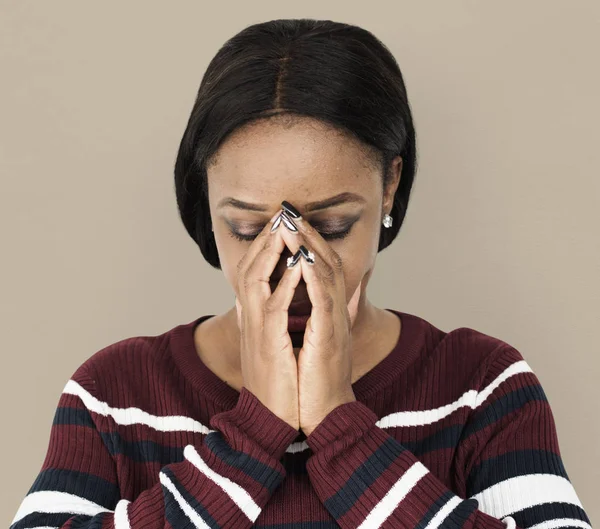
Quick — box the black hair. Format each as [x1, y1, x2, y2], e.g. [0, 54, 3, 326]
[174, 18, 418, 269]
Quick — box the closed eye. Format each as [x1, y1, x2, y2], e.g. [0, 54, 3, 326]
[228, 225, 353, 242]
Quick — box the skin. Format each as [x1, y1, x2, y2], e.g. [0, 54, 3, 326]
[196, 115, 403, 435]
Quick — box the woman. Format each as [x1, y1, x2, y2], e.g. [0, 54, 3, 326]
[10, 18, 592, 529]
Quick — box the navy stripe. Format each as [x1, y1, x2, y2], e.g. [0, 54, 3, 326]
[161, 467, 220, 528]
[402, 423, 464, 456]
[10, 511, 109, 529]
[70, 512, 109, 529]
[100, 430, 185, 464]
[323, 437, 405, 519]
[10, 511, 77, 529]
[414, 490, 455, 529]
[10, 510, 112, 529]
[511, 501, 592, 528]
[280, 423, 462, 476]
[54, 416, 460, 472]
[446, 497, 478, 525]
[467, 449, 569, 495]
[205, 430, 285, 495]
[462, 383, 547, 439]
[53, 406, 95, 427]
[162, 481, 201, 529]
[27, 467, 119, 509]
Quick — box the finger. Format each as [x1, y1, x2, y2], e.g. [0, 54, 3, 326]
[287, 213, 342, 272]
[235, 209, 282, 291]
[278, 222, 342, 331]
[279, 218, 344, 302]
[236, 210, 285, 313]
[298, 251, 343, 341]
[263, 256, 303, 344]
[243, 220, 304, 330]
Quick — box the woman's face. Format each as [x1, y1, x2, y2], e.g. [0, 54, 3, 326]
[206, 116, 401, 310]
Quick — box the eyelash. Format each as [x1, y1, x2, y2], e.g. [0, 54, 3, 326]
[228, 226, 353, 242]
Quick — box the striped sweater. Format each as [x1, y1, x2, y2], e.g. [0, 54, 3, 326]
[10, 309, 592, 529]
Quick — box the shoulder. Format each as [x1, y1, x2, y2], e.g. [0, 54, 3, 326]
[67, 319, 191, 407]
[444, 325, 530, 390]
[404, 310, 529, 390]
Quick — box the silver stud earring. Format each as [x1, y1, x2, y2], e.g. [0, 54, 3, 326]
[382, 213, 393, 228]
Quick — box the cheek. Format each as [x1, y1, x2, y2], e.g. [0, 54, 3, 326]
[213, 234, 247, 291]
[335, 221, 379, 290]
[336, 222, 378, 266]
[335, 242, 373, 285]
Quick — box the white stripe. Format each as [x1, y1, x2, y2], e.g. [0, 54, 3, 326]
[377, 390, 478, 428]
[63, 380, 211, 434]
[357, 461, 429, 529]
[62, 359, 531, 451]
[183, 445, 262, 522]
[470, 473, 584, 519]
[377, 360, 533, 428]
[114, 499, 132, 529]
[528, 519, 592, 529]
[11, 490, 111, 524]
[423, 495, 462, 529]
[159, 472, 210, 529]
[475, 360, 533, 407]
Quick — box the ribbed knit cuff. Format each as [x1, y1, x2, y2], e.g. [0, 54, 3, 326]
[210, 387, 299, 461]
[305, 400, 379, 454]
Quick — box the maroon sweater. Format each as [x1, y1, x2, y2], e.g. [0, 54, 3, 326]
[10, 309, 592, 529]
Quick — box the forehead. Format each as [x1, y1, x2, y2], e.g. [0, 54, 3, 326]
[206, 117, 380, 203]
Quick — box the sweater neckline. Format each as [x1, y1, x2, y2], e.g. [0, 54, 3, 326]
[170, 308, 425, 410]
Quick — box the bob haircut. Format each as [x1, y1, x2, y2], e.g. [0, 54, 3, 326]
[174, 18, 418, 269]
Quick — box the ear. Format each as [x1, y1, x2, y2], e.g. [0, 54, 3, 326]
[383, 156, 402, 212]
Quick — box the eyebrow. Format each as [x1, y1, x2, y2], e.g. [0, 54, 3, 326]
[217, 192, 367, 213]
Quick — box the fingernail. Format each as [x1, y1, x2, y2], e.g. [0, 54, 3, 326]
[299, 245, 315, 265]
[281, 201, 302, 219]
[287, 249, 302, 268]
[270, 213, 283, 232]
[280, 211, 298, 233]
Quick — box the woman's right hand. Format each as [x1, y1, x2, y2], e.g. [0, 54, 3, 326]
[235, 210, 303, 431]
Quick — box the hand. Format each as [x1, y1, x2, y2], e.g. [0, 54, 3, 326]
[234, 210, 304, 431]
[278, 212, 364, 437]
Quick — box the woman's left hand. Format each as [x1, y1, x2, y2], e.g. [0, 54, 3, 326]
[280, 216, 364, 437]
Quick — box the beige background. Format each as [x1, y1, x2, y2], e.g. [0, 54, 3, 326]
[1, 1, 598, 525]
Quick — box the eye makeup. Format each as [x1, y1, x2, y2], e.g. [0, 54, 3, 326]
[227, 217, 358, 242]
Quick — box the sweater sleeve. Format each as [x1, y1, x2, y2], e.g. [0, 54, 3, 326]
[10, 365, 299, 529]
[303, 346, 592, 529]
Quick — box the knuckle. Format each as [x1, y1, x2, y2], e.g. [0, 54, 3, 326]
[236, 255, 246, 273]
[322, 264, 336, 286]
[242, 271, 252, 292]
[331, 253, 343, 273]
[322, 294, 334, 313]
[263, 297, 280, 315]
[236, 256, 246, 284]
